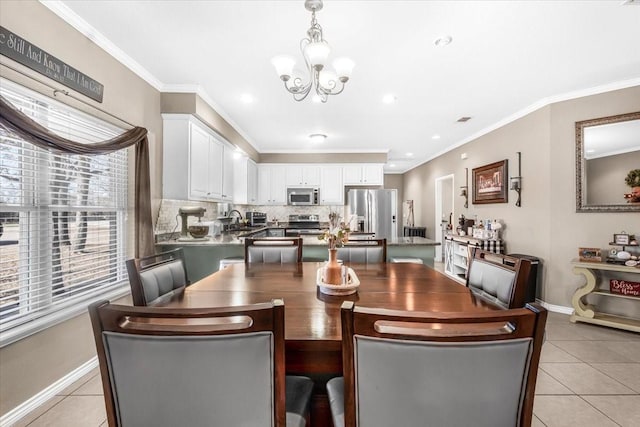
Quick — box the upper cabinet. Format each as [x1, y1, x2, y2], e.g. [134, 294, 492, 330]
[320, 165, 344, 205]
[285, 165, 321, 187]
[221, 144, 234, 201]
[234, 157, 258, 204]
[343, 164, 384, 186]
[162, 114, 232, 202]
[257, 164, 286, 205]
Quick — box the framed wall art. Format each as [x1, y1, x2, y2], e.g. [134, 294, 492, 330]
[472, 159, 508, 204]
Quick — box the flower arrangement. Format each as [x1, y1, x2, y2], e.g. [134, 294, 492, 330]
[318, 211, 350, 250]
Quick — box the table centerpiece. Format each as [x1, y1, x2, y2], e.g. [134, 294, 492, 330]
[318, 212, 350, 285]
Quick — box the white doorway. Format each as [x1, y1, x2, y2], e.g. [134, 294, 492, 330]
[434, 174, 455, 262]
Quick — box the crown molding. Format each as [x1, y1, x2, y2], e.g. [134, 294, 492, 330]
[40, 1, 164, 90]
[407, 78, 640, 174]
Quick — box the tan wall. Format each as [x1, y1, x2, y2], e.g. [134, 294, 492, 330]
[404, 85, 640, 307]
[0, 1, 161, 415]
[259, 152, 388, 164]
[548, 87, 640, 306]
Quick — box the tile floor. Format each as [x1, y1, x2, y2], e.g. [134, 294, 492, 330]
[11, 311, 640, 426]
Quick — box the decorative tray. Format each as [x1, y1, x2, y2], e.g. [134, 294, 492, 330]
[316, 267, 360, 296]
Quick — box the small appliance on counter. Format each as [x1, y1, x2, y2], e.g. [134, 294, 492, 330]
[246, 211, 267, 227]
[178, 206, 207, 241]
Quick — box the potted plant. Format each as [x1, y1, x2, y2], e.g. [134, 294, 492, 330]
[625, 169, 640, 203]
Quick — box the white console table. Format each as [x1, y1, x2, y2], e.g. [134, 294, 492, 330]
[569, 259, 640, 333]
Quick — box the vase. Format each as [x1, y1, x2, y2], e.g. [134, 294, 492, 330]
[323, 248, 343, 285]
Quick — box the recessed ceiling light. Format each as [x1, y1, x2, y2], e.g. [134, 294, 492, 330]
[389, 164, 396, 168]
[382, 94, 397, 104]
[457, 116, 472, 122]
[434, 35, 453, 47]
[586, 149, 596, 153]
[406, 152, 414, 157]
[312, 95, 322, 103]
[309, 134, 327, 143]
[432, 134, 441, 140]
[240, 93, 254, 104]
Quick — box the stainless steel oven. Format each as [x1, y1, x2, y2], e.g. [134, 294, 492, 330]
[287, 188, 319, 206]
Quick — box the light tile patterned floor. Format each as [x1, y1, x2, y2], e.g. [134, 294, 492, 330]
[12, 312, 640, 426]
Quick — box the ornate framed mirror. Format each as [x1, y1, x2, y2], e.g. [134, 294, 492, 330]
[575, 111, 640, 212]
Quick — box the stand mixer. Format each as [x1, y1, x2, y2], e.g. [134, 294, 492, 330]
[178, 207, 206, 240]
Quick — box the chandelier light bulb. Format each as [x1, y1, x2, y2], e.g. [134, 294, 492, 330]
[271, 55, 296, 81]
[304, 41, 330, 69]
[333, 57, 355, 81]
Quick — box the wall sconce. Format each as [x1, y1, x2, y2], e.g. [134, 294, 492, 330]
[460, 167, 469, 209]
[510, 152, 522, 207]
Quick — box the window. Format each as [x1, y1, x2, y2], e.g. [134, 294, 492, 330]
[0, 80, 130, 344]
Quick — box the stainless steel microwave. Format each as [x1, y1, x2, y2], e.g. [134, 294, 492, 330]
[287, 188, 320, 205]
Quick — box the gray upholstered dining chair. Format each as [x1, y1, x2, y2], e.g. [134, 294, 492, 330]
[336, 238, 387, 263]
[245, 237, 303, 263]
[89, 299, 313, 427]
[327, 301, 547, 427]
[126, 248, 189, 306]
[466, 249, 532, 309]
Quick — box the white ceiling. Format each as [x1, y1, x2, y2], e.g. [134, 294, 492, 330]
[46, 0, 640, 172]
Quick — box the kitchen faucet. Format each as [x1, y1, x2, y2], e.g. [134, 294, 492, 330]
[227, 209, 243, 224]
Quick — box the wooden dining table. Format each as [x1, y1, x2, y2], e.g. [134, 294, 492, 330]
[159, 261, 501, 425]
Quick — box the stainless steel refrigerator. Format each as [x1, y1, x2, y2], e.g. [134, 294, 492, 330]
[347, 189, 397, 240]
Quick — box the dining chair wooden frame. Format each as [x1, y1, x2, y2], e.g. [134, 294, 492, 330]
[337, 238, 387, 263]
[331, 301, 547, 427]
[244, 237, 303, 263]
[466, 249, 532, 309]
[126, 248, 189, 306]
[89, 299, 291, 427]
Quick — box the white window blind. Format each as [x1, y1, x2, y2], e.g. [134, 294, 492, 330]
[0, 80, 130, 341]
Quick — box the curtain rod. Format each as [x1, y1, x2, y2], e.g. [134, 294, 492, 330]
[1, 62, 135, 128]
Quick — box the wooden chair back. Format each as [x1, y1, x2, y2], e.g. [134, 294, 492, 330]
[466, 249, 532, 309]
[336, 301, 547, 427]
[89, 299, 287, 426]
[245, 237, 303, 263]
[126, 248, 189, 306]
[337, 238, 387, 263]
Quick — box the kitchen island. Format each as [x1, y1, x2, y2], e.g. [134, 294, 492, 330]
[156, 229, 439, 282]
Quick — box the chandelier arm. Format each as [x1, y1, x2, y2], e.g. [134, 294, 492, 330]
[317, 78, 346, 97]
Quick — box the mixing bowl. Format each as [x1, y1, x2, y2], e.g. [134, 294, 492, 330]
[188, 225, 209, 238]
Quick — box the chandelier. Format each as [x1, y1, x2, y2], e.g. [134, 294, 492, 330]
[271, 0, 354, 103]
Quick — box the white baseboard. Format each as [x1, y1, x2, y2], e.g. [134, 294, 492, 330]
[1, 357, 98, 427]
[537, 300, 574, 315]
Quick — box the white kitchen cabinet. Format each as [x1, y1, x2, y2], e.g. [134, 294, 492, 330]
[163, 114, 228, 201]
[257, 164, 286, 205]
[320, 165, 344, 205]
[221, 144, 234, 201]
[343, 164, 384, 185]
[233, 157, 258, 204]
[285, 165, 321, 187]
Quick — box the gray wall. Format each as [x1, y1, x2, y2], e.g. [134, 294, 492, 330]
[403, 85, 640, 307]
